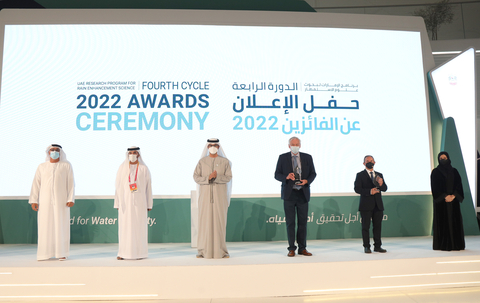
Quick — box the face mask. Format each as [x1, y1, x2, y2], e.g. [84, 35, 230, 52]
[129, 154, 137, 162]
[439, 158, 451, 166]
[209, 147, 218, 155]
[50, 151, 60, 160]
[365, 162, 374, 169]
[290, 146, 300, 154]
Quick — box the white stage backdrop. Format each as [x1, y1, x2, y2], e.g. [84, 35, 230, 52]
[0, 24, 431, 197]
[430, 48, 476, 204]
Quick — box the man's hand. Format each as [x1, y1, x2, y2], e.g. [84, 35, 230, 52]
[209, 170, 217, 180]
[445, 195, 455, 202]
[376, 176, 383, 186]
[66, 202, 74, 207]
[286, 173, 295, 181]
[370, 188, 380, 195]
[31, 203, 39, 211]
[299, 179, 308, 186]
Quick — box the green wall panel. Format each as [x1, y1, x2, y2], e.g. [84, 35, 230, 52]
[226, 195, 434, 243]
[0, 195, 438, 244]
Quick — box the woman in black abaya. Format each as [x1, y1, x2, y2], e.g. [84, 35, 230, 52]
[430, 151, 465, 251]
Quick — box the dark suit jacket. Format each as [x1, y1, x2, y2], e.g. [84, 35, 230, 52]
[274, 152, 316, 202]
[354, 169, 387, 211]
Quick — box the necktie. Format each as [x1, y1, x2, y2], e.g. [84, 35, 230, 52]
[293, 155, 299, 173]
[370, 172, 374, 182]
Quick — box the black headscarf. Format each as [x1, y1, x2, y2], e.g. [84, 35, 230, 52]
[437, 151, 455, 194]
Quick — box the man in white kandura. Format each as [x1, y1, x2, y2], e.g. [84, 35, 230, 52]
[194, 138, 232, 259]
[114, 146, 153, 260]
[29, 144, 75, 261]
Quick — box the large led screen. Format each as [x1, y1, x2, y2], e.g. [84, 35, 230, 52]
[0, 23, 432, 197]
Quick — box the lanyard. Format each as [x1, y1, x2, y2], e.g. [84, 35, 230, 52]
[129, 164, 139, 183]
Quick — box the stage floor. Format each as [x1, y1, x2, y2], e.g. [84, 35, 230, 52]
[1, 236, 480, 302]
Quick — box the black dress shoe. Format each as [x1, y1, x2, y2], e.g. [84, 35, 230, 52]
[374, 247, 387, 253]
[364, 247, 372, 253]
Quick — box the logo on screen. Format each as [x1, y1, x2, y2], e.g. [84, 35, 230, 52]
[448, 75, 457, 85]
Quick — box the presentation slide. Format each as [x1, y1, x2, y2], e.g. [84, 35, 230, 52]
[0, 24, 431, 197]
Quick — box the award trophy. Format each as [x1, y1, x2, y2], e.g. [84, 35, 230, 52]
[372, 175, 380, 189]
[294, 166, 302, 185]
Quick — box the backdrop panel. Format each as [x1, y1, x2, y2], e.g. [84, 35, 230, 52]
[0, 195, 439, 244]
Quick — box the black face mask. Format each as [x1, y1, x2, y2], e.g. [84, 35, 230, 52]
[365, 162, 374, 169]
[439, 158, 451, 166]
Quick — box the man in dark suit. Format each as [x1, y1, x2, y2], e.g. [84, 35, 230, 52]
[354, 155, 388, 253]
[274, 137, 316, 257]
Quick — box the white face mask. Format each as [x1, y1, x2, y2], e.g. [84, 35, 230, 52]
[290, 146, 300, 154]
[128, 154, 138, 162]
[50, 151, 60, 160]
[208, 147, 218, 155]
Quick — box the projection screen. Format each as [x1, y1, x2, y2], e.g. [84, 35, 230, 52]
[0, 10, 433, 198]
